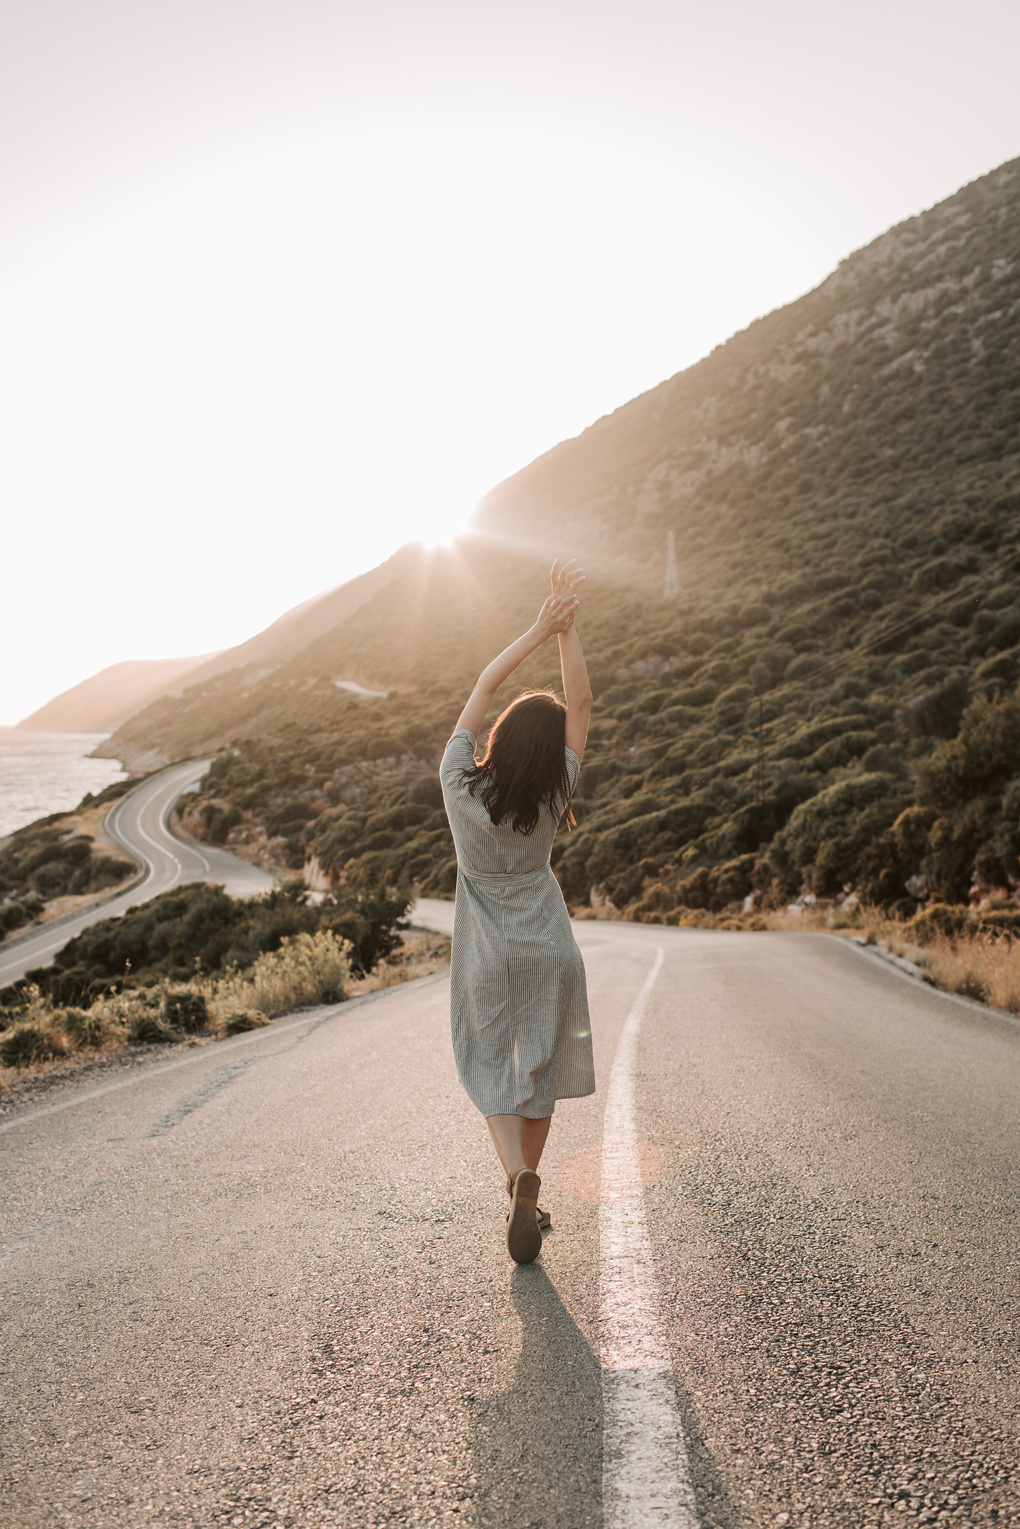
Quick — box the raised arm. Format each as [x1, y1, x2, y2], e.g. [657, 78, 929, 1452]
[552, 562, 593, 760]
[454, 585, 580, 737]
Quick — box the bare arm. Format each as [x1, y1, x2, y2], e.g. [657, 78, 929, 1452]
[545, 559, 593, 760]
[562, 620, 593, 758]
[558, 622, 593, 761]
[454, 588, 580, 738]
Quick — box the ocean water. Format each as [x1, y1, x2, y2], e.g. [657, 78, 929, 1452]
[0, 729, 127, 839]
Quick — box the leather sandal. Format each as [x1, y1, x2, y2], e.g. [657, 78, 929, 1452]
[505, 1204, 552, 1229]
[506, 1175, 551, 1229]
[506, 1169, 543, 1263]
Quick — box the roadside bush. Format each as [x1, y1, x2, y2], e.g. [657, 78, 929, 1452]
[220, 1008, 269, 1036]
[320, 874, 411, 972]
[207, 930, 353, 1020]
[4, 879, 405, 1006]
[0, 1023, 60, 1067]
[208, 808, 241, 844]
[128, 1013, 169, 1043]
[83, 856, 135, 890]
[923, 931, 1020, 1012]
[127, 1005, 179, 1044]
[630, 881, 677, 919]
[908, 904, 973, 941]
[0, 901, 32, 936]
[162, 989, 209, 1032]
[58, 1006, 110, 1047]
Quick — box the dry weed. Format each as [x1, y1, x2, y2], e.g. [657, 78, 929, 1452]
[205, 930, 353, 1021]
[923, 931, 1020, 1012]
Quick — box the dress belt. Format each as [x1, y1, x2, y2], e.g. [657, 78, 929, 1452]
[457, 864, 553, 888]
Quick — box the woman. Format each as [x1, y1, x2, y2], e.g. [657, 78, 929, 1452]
[440, 559, 595, 1265]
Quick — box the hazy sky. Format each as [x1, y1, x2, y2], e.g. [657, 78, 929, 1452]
[2, 0, 1018, 723]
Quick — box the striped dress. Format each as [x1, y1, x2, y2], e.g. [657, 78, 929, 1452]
[439, 728, 595, 1119]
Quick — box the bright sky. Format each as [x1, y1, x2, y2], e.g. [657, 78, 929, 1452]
[1, 0, 1018, 723]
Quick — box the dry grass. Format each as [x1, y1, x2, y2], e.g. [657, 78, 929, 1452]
[921, 931, 1020, 1011]
[578, 895, 1020, 1019]
[204, 929, 353, 1023]
[0, 930, 453, 1084]
[759, 903, 1020, 1016]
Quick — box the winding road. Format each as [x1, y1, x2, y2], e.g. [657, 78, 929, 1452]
[1, 917, 1017, 1528]
[0, 762, 276, 987]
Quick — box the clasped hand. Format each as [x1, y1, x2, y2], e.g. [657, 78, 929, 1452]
[532, 558, 585, 641]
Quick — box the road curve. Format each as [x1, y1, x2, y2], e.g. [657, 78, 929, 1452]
[1, 921, 1017, 1528]
[0, 761, 276, 986]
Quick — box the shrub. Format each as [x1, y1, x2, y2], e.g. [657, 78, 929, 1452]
[0, 1023, 59, 1067]
[86, 856, 135, 889]
[977, 908, 1020, 934]
[919, 694, 1020, 809]
[162, 989, 209, 1032]
[220, 1009, 269, 1036]
[785, 653, 821, 680]
[32, 861, 68, 896]
[127, 1009, 178, 1044]
[908, 904, 973, 941]
[266, 801, 316, 836]
[923, 931, 1020, 1013]
[208, 808, 242, 844]
[59, 1006, 110, 1047]
[912, 556, 967, 593]
[409, 773, 444, 808]
[630, 881, 677, 918]
[208, 930, 353, 1019]
[0, 901, 31, 936]
[779, 773, 905, 876]
[319, 875, 412, 972]
[902, 673, 969, 739]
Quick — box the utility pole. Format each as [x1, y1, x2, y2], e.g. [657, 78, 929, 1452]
[663, 529, 679, 598]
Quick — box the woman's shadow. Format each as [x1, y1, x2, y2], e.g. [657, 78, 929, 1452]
[468, 1261, 602, 1528]
[466, 1258, 740, 1529]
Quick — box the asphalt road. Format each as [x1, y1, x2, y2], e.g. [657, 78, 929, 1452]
[0, 763, 276, 987]
[1, 922, 1018, 1528]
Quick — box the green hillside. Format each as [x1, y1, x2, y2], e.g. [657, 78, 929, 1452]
[105, 158, 1020, 921]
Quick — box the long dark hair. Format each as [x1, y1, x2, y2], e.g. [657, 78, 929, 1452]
[462, 690, 576, 834]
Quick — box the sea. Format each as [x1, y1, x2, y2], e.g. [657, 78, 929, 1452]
[0, 729, 127, 840]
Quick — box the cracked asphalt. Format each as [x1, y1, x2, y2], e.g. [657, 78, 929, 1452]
[1, 926, 1017, 1528]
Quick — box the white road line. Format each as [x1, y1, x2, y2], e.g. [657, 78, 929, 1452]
[600, 945, 699, 1529]
[132, 780, 186, 890]
[107, 793, 155, 893]
[166, 793, 210, 874]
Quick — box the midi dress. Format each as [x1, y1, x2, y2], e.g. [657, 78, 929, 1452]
[439, 728, 595, 1119]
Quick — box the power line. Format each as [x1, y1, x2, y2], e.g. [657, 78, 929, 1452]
[762, 543, 1020, 706]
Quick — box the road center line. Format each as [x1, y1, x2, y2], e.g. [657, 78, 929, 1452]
[600, 944, 699, 1529]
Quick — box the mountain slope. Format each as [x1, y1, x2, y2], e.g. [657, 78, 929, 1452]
[102, 158, 1020, 917]
[19, 656, 218, 734]
[157, 543, 421, 698]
